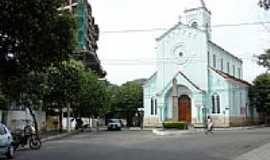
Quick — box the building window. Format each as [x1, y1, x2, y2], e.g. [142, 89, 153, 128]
[227, 62, 230, 74]
[212, 94, 220, 114]
[207, 52, 210, 66]
[151, 98, 154, 115]
[220, 58, 224, 71]
[191, 22, 198, 28]
[238, 68, 241, 78]
[240, 91, 243, 108]
[233, 65, 236, 77]
[213, 54, 216, 68]
[155, 99, 158, 115]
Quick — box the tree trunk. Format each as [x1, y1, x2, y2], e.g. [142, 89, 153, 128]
[126, 111, 130, 127]
[66, 103, 71, 132]
[59, 108, 63, 133]
[26, 105, 39, 135]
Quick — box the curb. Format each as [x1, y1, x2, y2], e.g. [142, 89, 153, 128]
[41, 130, 80, 142]
[152, 126, 267, 136]
[152, 129, 192, 136]
[128, 127, 155, 131]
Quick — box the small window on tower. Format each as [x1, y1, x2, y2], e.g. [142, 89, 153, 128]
[179, 52, 183, 57]
[191, 22, 198, 28]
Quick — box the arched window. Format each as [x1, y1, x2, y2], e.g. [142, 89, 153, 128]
[227, 62, 230, 73]
[233, 65, 236, 77]
[213, 54, 216, 68]
[220, 58, 224, 71]
[191, 21, 198, 28]
[238, 68, 241, 78]
[212, 94, 220, 114]
[151, 98, 154, 115]
[178, 52, 183, 57]
[155, 99, 158, 115]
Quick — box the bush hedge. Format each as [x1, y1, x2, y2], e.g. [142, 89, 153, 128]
[162, 121, 187, 130]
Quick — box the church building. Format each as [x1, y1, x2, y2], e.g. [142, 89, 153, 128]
[143, 0, 257, 127]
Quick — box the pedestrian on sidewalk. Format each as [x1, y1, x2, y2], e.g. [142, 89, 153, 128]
[205, 116, 214, 135]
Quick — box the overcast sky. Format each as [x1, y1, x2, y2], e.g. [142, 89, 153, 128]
[88, 0, 270, 85]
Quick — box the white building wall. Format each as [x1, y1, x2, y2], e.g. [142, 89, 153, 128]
[209, 43, 243, 79]
[6, 110, 46, 132]
[156, 25, 209, 95]
[143, 75, 157, 118]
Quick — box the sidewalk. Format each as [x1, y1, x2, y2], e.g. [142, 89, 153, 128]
[152, 125, 266, 136]
[235, 142, 270, 160]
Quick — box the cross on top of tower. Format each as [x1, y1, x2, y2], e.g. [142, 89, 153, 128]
[200, 0, 206, 8]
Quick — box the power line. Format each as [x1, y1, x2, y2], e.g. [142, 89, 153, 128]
[101, 21, 270, 34]
[85, 56, 258, 66]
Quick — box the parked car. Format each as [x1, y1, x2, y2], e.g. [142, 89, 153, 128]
[0, 123, 15, 159]
[107, 119, 122, 131]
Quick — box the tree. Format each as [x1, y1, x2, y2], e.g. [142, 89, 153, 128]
[249, 73, 270, 123]
[259, 0, 270, 10]
[0, 0, 75, 131]
[78, 71, 110, 118]
[0, 0, 75, 108]
[44, 59, 83, 132]
[0, 0, 75, 71]
[106, 84, 121, 113]
[257, 49, 270, 70]
[0, 93, 7, 110]
[115, 81, 143, 126]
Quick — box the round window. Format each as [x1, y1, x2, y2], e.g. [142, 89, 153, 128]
[179, 52, 183, 57]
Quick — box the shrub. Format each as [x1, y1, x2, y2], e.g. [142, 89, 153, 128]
[162, 121, 187, 130]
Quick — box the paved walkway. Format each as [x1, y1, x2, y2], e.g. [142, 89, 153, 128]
[152, 126, 266, 136]
[235, 142, 270, 160]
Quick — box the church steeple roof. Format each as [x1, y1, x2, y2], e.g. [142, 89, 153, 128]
[184, 0, 211, 14]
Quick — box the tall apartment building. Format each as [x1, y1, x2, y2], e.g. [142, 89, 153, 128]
[63, 0, 106, 77]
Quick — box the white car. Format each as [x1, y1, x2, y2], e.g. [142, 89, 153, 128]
[107, 119, 122, 131]
[0, 123, 15, 159]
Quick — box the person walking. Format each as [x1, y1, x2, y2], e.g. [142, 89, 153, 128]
[205, 116, 214, 134]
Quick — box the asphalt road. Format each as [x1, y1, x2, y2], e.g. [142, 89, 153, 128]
[11, 128, 270, 160]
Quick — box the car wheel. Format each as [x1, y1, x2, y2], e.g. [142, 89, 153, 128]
[6, 145, 15, 159]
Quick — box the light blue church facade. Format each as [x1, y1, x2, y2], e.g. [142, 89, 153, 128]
[143, 1, 257, 127]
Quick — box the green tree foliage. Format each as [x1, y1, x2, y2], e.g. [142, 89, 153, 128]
[106, 84, 121, 112]
[0, 94, 7, 110]
[118, 82, 143, 112]
[259, 0, 270, 10]
[44, 60, 83, 130]
[0, 0, 76, 111]
[45, 60, 84, 107]
[258, 49, 270, 70]
[107, 81, 143, 126]
[0, 0, 75, 71]
[249, 73, 270, 116]
[44, 59, 110, 130]
[78, 70, 110, 118]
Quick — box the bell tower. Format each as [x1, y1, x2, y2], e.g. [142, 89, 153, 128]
[184, 0, 211, 39]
